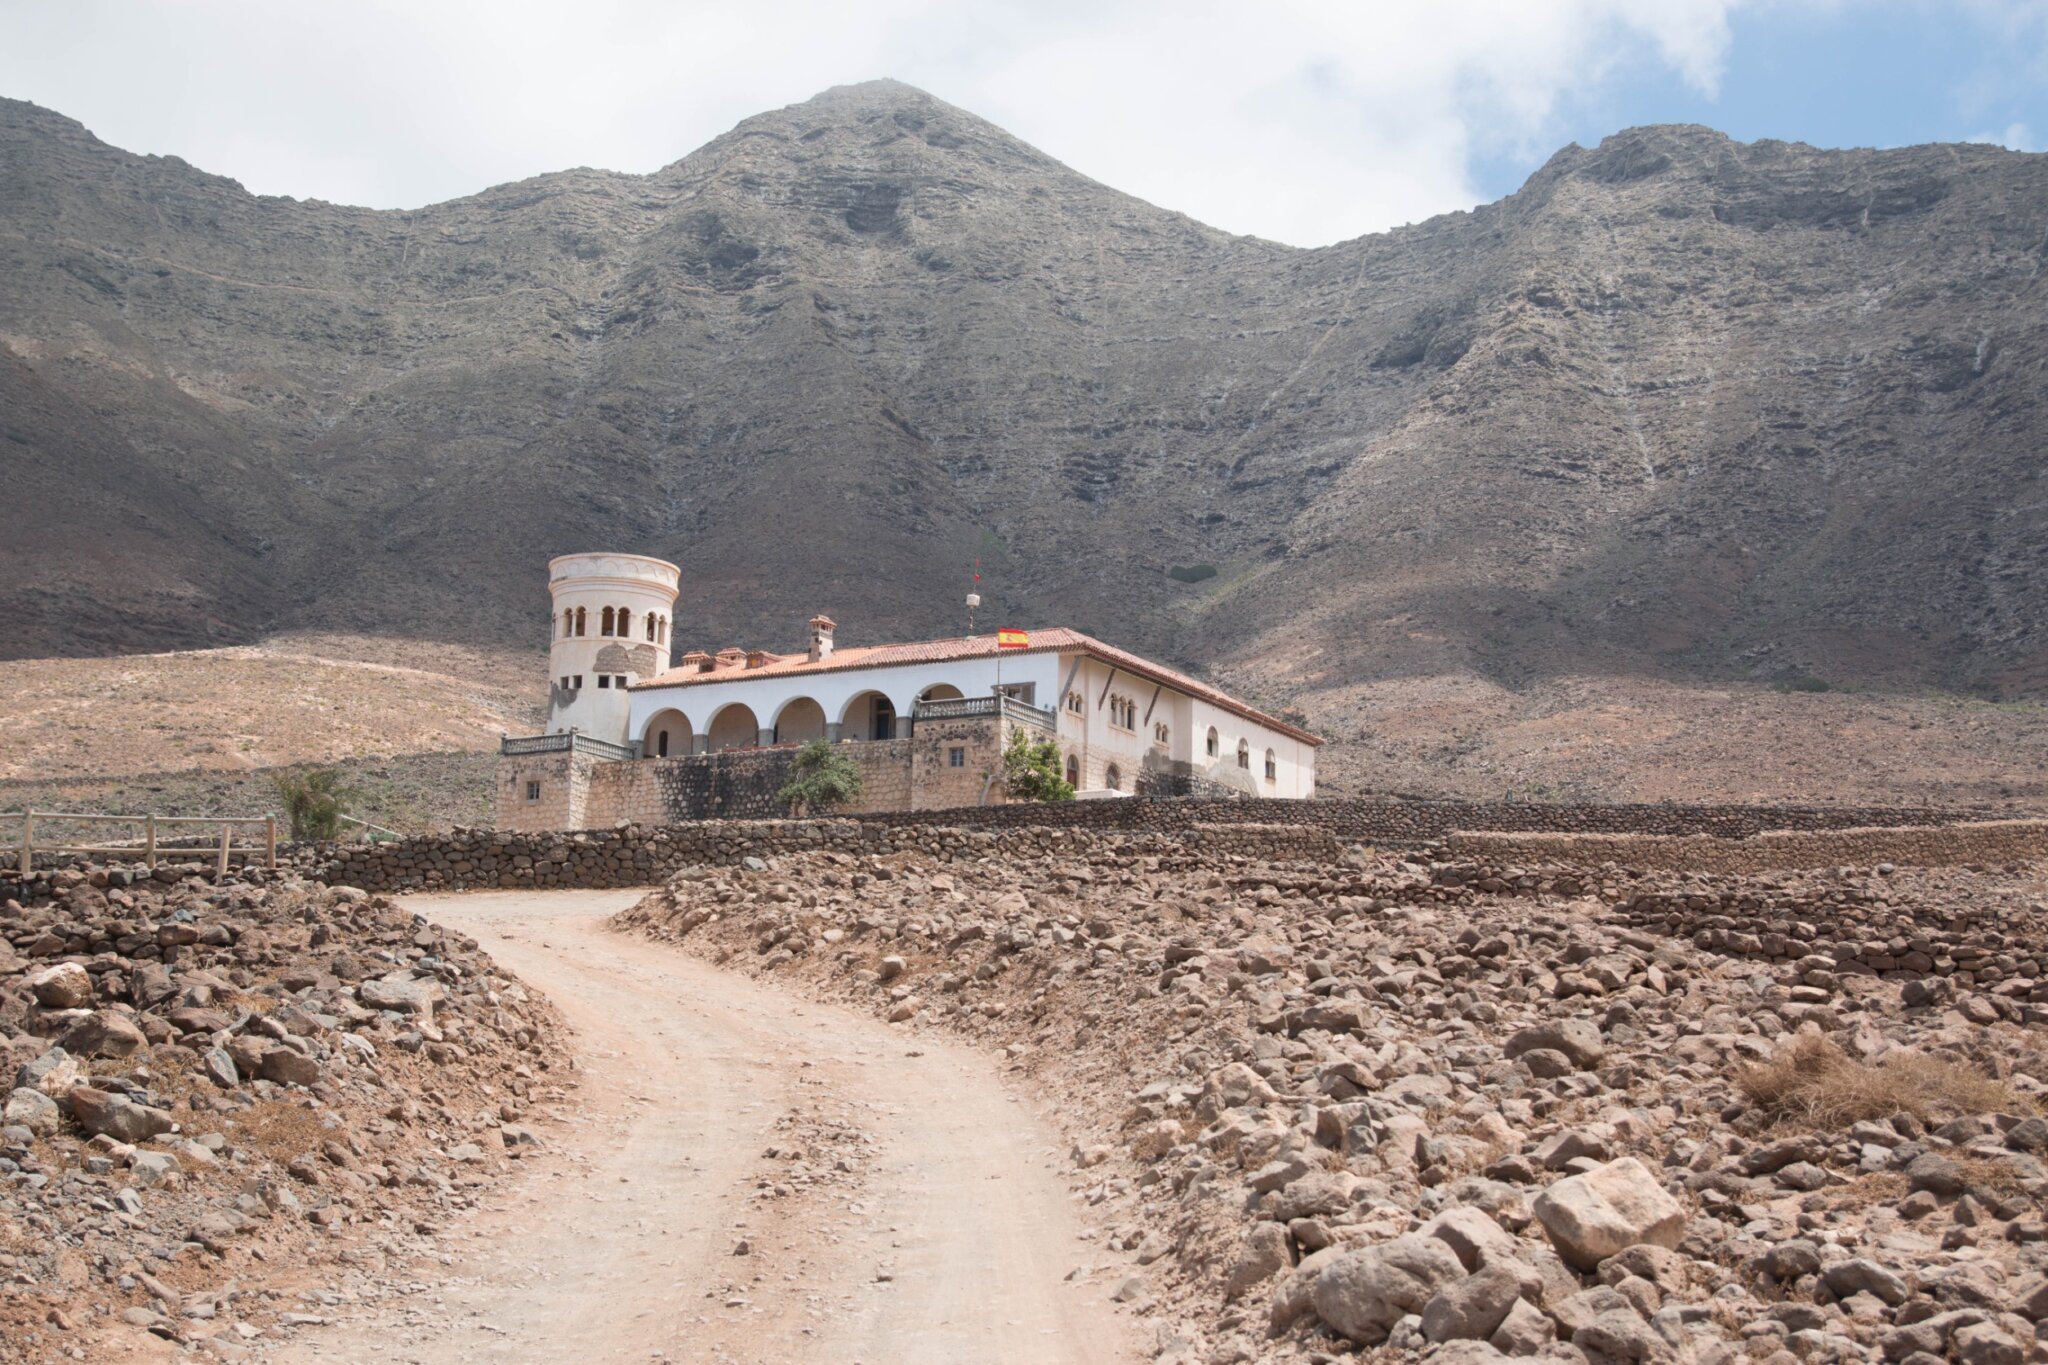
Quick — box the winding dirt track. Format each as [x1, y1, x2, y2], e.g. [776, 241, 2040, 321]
[271, 889, 1141, 1365]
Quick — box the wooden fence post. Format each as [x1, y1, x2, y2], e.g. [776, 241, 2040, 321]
[145, 814, 158, 870]
[216, 822, 231, 879]
[265, 817, 277, 870]
[19, 809, 31, 877]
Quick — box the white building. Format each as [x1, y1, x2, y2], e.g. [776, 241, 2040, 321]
[501, 552, 1319, 825]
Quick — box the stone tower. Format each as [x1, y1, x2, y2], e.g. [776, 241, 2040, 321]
[545, 553, 681, 747]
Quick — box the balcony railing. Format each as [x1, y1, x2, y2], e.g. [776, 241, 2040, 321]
[499, 731, 636, 762]
[910, 695, 1058, 731]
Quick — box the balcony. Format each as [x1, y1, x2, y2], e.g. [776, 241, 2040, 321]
[912, 695, 1058, 731]
[499, 731, 637, 761]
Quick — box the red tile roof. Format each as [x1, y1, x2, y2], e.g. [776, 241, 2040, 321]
[633, 627, 1321, 745]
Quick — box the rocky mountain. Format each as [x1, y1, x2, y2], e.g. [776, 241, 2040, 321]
[3, 80, 2044, 706]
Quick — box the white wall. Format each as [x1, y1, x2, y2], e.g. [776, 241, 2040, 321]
[627, 652, 1061, 751]
[547, 553, 680, 745]
[1051, 656, 1314, 797]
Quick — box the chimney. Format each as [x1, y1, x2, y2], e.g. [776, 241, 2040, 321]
[680, 649, 712, 674]
[808, 615, 836, 663]
[745, 649, 769, 669]
[715, 647, 746, 670]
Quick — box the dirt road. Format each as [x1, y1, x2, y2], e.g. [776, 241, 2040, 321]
[269, 889, 1141, 1365]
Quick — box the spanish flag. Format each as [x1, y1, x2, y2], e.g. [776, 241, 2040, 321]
[996, 627, 1029, 649]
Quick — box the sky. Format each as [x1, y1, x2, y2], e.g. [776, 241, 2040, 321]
[1, 0, 2043, 247]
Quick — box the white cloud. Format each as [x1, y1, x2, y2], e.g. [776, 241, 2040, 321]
[1965, 121, 2036, 150]
[0, 0, 1746, 245]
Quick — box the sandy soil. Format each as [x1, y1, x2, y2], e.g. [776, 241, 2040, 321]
[261, 890, 1141, 1365]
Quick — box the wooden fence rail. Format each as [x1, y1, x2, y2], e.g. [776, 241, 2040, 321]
[1, 810, 278, 878]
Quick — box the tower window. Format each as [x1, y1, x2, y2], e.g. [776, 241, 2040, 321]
[600, 606, 615, 636]
[572, 675, 582, 689]
[575, 607, 586, 637]
[598, 676, 610, 688]
[618, 608, 632, 637]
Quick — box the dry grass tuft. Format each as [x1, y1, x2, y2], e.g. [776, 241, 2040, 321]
[227, 1099, 329, 1165]
[1736, 1034, 2029, 1129]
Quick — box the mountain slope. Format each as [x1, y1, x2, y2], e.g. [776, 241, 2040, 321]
[2, 80, 2044, 712]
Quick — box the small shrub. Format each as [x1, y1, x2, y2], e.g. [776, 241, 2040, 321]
[1168, 563, 1219, 584]
[1736, 1034, 2027, 1128]
[776, 739, 863, 815]
[270, 768, 357, 841]
[1003, 729, 1075, 802]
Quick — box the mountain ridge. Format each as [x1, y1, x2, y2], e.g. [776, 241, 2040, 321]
[2, 82, 2043, 724]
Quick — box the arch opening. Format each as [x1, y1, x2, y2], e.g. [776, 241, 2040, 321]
[707, 703, 762, 752]
[643, 709, 692, 759]
[773, 696, 828, 745]
[841, 690, 898, 741]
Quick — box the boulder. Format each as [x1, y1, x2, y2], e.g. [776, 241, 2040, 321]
[258, 1046, 322, 1087]
[66, 1086, 175, 1143]
[1421, 1206, 1523, 1272]
[357, 975, 439, 1016]
[1532, 1157, 1687, 1271]
[17, 1047, 82, 1097]
[57, 1011, 148, 1060]
[1225, 1222, 1293, 1300]
[1504, 1019, 1606, 1070]
[1421, 1261, 1535, 1343]
[28, 962, 95, 1009]
[3, 1086, 61, 1137]
[1312, 1232, 1466, 1344]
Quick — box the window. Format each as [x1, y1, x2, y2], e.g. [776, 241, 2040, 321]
[525, 780, 541, 802]
[1154, 722, 1169, 746]
[1105, 763, 1122, 791]
[1106, 694, 1135, 730]
[618, 609, 633, 638]
[948, 746, 965, 768]
[656, 730, 670, 758]
[1065, 691, 1084, 715]
[1264, 750, 1277, 781]
[559, 676, 569, 689]
[616, 675, 628, 688]
[1066, 753, 1079, 786]
[600, 606, 614, 636]
[646, 614, 657, 642]
[1236, 738, 1250, 769]
[597, 676, 610, 689]
[572, 674, 583, 689]
[560, 610, 571, 638]
[574, 607, 586, 636]
[1206, 727, 1219, 758]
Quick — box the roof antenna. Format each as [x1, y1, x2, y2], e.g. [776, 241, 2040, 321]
[966, 557, 981, 639]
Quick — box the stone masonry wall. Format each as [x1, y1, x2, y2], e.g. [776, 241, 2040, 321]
[841, 795, 1977, 841]
[1443, 819, 2048, 874]
[320, 821, 1343, 893]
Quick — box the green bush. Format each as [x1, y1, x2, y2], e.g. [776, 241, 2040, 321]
[270, 768, 358, 841]
[1003, 729, 1075, 802]
[777, 740, 864, 815]
[1168, 563, 1219, 583]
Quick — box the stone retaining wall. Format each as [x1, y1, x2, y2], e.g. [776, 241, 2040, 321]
[1444, 819, 2048, 873]
[841, 795, 1975, 842]
[319, 821, 1343, 893]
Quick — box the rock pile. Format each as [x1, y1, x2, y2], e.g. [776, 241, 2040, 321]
[618, 841, 2048, 1363]
[0, 863, 565, 1360]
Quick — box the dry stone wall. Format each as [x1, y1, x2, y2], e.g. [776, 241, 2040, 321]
[843, 795, 1974, 841]
[1444, 819, 2048, 874]
[319, 821, 1342, 893]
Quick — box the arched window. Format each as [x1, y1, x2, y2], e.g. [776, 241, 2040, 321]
[1206, 727, 1219, 758]
[618, 608, 632, 638]
[600, 606, 615, 636]
[1065, 753, 1079, 787]
[1236, 739, 1250, 769]
[656, 729, 670, 758]
[1065, 691, 1084, 715]
[646, 614, 657, 642]
[560, 609, 570, 638]
[1264, 749, 1277, 781]
[659, 617, 668, 644]
[574, 607, 586, 637]
[1105, 763, 1122, 791]
[1154, 722, 1169, 746]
